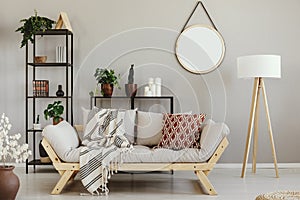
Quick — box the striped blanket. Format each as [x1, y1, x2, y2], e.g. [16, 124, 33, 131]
[80, 109, 131, 195]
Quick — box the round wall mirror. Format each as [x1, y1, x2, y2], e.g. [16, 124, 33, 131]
[175, 25, 225, 74]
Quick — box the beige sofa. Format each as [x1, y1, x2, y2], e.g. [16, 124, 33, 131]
[41, 110, 230, 195]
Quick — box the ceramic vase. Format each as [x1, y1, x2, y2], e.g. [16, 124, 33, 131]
[56, 85, 64, 97]
[125, 84, 137, 97]
[0, 166, 20, 200]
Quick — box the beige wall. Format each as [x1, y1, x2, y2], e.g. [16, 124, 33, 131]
[0, 0, 299, 163]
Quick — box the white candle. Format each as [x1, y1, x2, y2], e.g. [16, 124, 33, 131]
[155, 77, 161, 96]
[144, 86, 149, 96]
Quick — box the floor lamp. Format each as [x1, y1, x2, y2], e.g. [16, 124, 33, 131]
[237, 55, 281, 178]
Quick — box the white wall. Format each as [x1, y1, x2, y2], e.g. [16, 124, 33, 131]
[0, 0, 299, 163]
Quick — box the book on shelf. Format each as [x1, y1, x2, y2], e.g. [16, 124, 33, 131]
[32, 80, 49, 97]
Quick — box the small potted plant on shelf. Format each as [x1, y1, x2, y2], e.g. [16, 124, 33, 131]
[94, 68, 120, 97]
[15, 10, 55, 48]
[43, 101, 64, 125]
[125, 64, 137, 97]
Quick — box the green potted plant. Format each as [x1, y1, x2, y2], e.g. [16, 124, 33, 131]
[43, 101, 64, 125]
[94, 68, 120, 97]
[15, 10, 55, 48]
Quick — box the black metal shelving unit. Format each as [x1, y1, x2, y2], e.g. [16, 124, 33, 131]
[25, 29, 73, 173]
[90, 96, 174, 113]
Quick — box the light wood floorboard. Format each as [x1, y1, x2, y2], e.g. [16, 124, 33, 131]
[15, 167, 300, 200]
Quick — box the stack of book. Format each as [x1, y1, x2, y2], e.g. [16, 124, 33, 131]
[33, 80, 49, 97]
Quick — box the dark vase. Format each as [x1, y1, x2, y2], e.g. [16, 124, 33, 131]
[39, 140, 51, 163]
[56, 85, 64, 97]
[0, 166, 20, 200]
[101, 84, 114, 97]
[125, 84, 137, 97]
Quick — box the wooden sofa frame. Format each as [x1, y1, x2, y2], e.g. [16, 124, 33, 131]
[41, 136, 229, 195]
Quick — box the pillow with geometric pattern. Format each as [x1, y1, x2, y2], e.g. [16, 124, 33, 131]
[157, 113, 206, 150]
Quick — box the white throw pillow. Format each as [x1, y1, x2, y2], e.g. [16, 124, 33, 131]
[200, 119, 230, 160]
[82, 106, 100, 131]
[134, 111, 164, 146]
[123, 109, 137, 143]
[42, 120, 79, 162]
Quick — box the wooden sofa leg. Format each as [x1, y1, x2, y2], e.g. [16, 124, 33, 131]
[195, 170, 217, 195]
[51, 170, 76, 195]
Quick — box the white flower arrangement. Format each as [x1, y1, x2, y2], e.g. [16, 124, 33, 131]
[0, 113, 32, 166]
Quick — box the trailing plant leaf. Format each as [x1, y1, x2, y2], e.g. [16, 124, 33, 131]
[15, 10, 55, 48]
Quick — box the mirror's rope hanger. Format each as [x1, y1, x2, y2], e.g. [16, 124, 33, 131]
[181, 1, 218, 33]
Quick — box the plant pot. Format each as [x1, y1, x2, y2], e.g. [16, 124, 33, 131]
[0, 166, 20, 200]
[125, 84, 137, 97]
[33, 123, 41, 130]
[53, 117, 63, 125]
[101, 84, 114, 97]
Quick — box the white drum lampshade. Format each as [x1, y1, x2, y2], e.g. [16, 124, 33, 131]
[237, 55, 281, 78]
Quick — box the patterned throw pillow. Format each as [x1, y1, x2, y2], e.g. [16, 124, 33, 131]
[157, 113, 205, 150]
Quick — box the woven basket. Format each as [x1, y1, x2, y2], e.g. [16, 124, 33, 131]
[256, 191, 300, 200]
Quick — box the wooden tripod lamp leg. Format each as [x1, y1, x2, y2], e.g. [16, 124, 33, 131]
[252, 81, 261, 174]
[241, 78, 260, 178]
[261, 79, 279, 178]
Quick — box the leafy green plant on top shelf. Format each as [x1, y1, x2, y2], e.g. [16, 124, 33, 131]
[15, 10, 56, 48]
[43, 101, 64, 125]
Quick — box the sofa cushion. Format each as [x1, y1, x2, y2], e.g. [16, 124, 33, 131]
[42, 120, 80, 162]
[200, 119, 230, 160]
[82, 106, 100, 131]
[157, 113, 205, 150]
[133, 111, 164, 146]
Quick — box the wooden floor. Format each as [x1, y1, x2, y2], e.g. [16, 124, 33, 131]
[15, 166, 300, 200]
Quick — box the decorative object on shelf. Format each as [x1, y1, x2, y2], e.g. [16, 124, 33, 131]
[144, 86, 151, 96]
[32, 80, 49, 97]
[15, 10, 55, 48]
[0, 113, 32, 200]
[94, 68, 120, 97]
[56, 85, 64, 97]
[125, 64, 137, 97]
[55, 12, 73, 32]
[44, 101, 64, 125]
[175, 1, 225, 74]
[237, 55, 281, 178]
[155, 77, 162, 96]
[34, 55, 47, 63]
[144, 77, 162, 96]
[33, 115, 41, 130]
[39, 141, 51, 163]
[55, 46, 66, 62]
